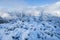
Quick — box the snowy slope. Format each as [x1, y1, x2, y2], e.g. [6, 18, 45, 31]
[0, 12, 60, 40]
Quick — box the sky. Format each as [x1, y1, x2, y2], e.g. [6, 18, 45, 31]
[0, 0, 60, 15]
[0, 0, 60, 19]
[0, 0, 60, 8]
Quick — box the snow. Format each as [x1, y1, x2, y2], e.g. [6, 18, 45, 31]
[0, 11, 60, 40]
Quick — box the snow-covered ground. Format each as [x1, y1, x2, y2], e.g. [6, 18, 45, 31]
[0, 11, 60, 40]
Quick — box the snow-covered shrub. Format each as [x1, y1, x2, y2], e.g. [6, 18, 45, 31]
[0, 12, 60, 40]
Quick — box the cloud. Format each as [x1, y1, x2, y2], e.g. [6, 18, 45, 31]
[22, 1, 60, 17]
[0, 11, 12, 19]
[14, 1, 60, 17]
[44, 2, 60, 17]
[0, 1, 60, 20]
[0, 10, 17, 20]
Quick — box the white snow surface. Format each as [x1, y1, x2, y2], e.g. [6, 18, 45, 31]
[0, 11, 60, 40]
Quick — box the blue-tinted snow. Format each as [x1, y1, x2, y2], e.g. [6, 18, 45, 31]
[0, 12, 60, 40]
